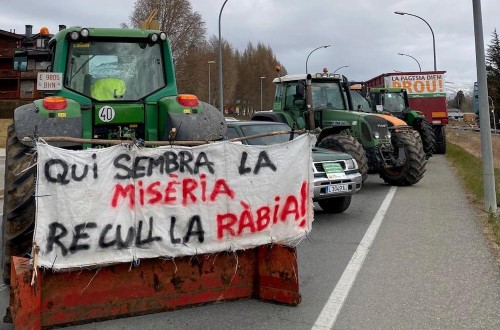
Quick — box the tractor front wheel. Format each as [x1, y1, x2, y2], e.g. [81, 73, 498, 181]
[2, 124, 36, 283]
[318, 196, 352, 213]
[318, 134, 369, 182]
[380, 131, 426, 186]
[417, 119, 436, 159]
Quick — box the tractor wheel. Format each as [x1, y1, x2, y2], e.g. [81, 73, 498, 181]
[380, 131, 426, 186]
[417, 120, 436, 159]
[434, 125, 447, 154]
[318, 196, 352, 214]
[2, 124, 36, 283]
[318, 134, 369, 182]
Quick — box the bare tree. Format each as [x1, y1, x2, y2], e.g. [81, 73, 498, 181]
[128, 0, 206, 68]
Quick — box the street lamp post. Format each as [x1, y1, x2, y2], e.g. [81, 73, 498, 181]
[397, 52, 421, 71]
[395, 11, 436, 71]
[333, 65, 349, 74]
[218, 0, 229, 112]
[260, 76, 266, 111]
[306, 44, 331, 74]
[208, 60, 215, 105]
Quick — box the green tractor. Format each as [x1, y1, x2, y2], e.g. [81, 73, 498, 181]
[251, 69, 426, 187]
[352, 87, 436, 159]
[2, 26, 226, 282]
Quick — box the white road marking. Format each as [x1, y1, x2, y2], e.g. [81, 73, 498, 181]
[311, 186, 397, 330]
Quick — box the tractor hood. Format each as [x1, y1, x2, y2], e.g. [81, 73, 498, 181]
[373, 114, 408, 127]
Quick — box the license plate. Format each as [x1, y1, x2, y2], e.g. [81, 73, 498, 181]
[326, 184, 349, 193]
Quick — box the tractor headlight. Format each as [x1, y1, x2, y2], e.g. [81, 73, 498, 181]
[149, 33, 159, 42]
[374, 132, 380, 139]
[80, 28, 89, 38]
[70, 31, 80, 41]
[159, 32, 167, 41]
[386, 132, 391, 139]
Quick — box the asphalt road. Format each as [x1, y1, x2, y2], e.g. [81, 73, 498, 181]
[1, 155, 500, 329]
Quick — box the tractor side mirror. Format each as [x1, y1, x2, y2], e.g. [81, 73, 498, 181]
[13, 50, 28, 71]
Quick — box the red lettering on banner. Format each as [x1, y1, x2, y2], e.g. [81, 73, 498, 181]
[111, 184, 135, 208]
[147, 181, 162, 204]
[281, 196, 300, 221]
[237, 202, 256, 235]
[110, 175, 235, 209]
[164, 174, 180, 203]
[182, 178, 198, 205]
[216, 181, 309, 239]
[256, 206, 271, 231]
[210, 179, 235, 201]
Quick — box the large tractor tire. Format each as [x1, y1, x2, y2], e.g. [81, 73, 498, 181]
[2, 124, 36, 283]
[318, 196, 352, 214]
[318, 134, 369, 182]
[380, 130, 426, 186]
[434, 125, 446, 154]
[416, 119, 436, 160]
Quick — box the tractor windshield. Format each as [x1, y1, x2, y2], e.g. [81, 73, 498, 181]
[64, 41, 165, 101]
[380, 92, 406, 113]
[311, 81, 347, 110]
[351, 90, 372, 113]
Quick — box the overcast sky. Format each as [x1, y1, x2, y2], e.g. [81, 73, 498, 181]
[2, 0, 498, 89]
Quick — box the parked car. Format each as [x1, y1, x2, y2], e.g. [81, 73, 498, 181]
[226, 121, 362, 213]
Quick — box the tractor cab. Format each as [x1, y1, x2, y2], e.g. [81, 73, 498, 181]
[369, 88, 410, 118]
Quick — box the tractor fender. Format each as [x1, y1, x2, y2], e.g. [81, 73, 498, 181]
[317, 125, 352, 141]
[14, 99, 83, 147]
[162, 101, 226, 141]
[250, 111, 294, 127]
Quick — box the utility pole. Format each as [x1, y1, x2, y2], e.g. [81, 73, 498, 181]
[472, 0, 497, 212]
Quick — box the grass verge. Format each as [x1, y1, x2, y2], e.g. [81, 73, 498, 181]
[447, 142, 500, 245]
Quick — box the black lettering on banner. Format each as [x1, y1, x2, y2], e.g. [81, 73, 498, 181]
[114, 154, 133, 179]
[184, 215, 205, 243]
[92, 153, 98, 179]
[71, 164, 89, 182]
[165, 151, 179, 173]
[136, 217, 162, 246]
[254, 151, 276, 174]
[113, 151, 215, 179]
[147, 156, 165, 176]
[133, 156, 149, 179]
[69, 222, 97, 253]
[193, 152, 214, 174]
[169, 216, 182, 244]
[170, 215, 205, 244]
[44, 159, 70, 184]
[46, 222, 69, 256]
[116, 225, 135, 249]
[238, 152, 252, 175]
[238, 151, 277, 175]
[99, 224, 116, 248]
[179, 151, 194, 174]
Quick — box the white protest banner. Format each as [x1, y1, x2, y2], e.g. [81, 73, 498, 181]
[384, 73, 446, 98]
[33, 135, 315, 270]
